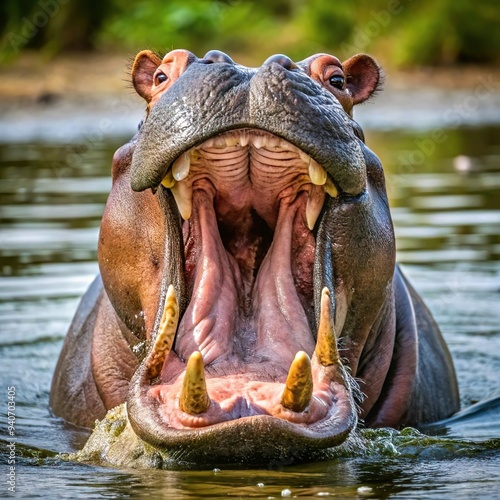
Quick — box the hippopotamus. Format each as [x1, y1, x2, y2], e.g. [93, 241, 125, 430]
[50, 49, 460, 466]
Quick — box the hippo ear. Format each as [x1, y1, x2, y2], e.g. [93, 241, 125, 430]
[342, 54, 383, 105]
[132, 50, 163, 102]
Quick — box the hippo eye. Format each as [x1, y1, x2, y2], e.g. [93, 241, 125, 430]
[155, 72, 168, 85]
[329, 75, 344, 90]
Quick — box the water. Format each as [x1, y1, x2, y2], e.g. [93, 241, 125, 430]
[0, 126, 499, 498]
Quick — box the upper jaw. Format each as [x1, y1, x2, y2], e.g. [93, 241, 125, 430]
[161, 128, 340, 229]
[132, 123, 366, 196]
[130, 60, 367, 196]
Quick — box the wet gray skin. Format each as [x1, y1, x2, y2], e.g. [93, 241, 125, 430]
[50, 50, 459, 467]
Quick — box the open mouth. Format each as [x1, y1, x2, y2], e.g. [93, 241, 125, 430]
[127, 128, 358, 461]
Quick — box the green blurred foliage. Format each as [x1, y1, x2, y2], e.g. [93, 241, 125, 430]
[0, 0, 113, 58]
[391, 0, 500, 65]
[99, 0, 275, 56]
[1, 0, 499, 66]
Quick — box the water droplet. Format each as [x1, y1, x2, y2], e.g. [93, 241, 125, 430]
[357, 486, 373, 496]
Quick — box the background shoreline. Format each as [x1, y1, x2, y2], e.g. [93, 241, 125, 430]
[1, 52, 499, 143]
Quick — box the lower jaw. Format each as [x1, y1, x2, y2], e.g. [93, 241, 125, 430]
[125, 286, 358, 464]
[127, 374, 358, 466]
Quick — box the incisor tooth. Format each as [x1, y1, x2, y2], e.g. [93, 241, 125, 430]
[253, 135, 265, 149]
[240, 131, 249, 147]
[172, 152, 191, 181]
[203, 137, 215, 148]
[171, 179, 192, 220]
[308, 158, 327, 186]
[146, 285, 179, 379]
[315, 287, 340, 366]
[161, 169, 176, 188]
[281, 351, 313, 412]
[324, 177, 339, 198]
[179, 351, 211, 415]
[279, 139, 290, 150]
[267, 136, 281, 149]
[225, 135, 239, 147]
[214, 136, 227, 148]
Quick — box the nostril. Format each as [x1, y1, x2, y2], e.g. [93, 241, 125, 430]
[203, 50, 235, 64]
[263, 54, 298, 70]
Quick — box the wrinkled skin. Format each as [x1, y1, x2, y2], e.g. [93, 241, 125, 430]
[50, 49, 460, 466]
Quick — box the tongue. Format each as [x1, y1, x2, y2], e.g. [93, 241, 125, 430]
[175, 184, 242, 365]
[252, 196, 315, 366]
[175, 182, 315, 370]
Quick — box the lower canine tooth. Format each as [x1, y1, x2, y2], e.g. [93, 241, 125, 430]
[315, 287, 340, 366]
[179, 351, 211, 415]
[146, 285, 179, 379]
[280, 351, 313, 413]
[172, 152, 191, 181]
[171, 179, 192, 220]
[308, 158, 327, 186]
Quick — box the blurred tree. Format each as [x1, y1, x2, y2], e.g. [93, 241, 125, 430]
[388, 0, 500, 66]
[0, 0, 113, 58]
[97, 0, 283, 57]
[0, 0, 498, 66]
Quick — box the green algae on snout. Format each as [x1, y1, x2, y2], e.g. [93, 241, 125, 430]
[68, 404, 165, 468]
